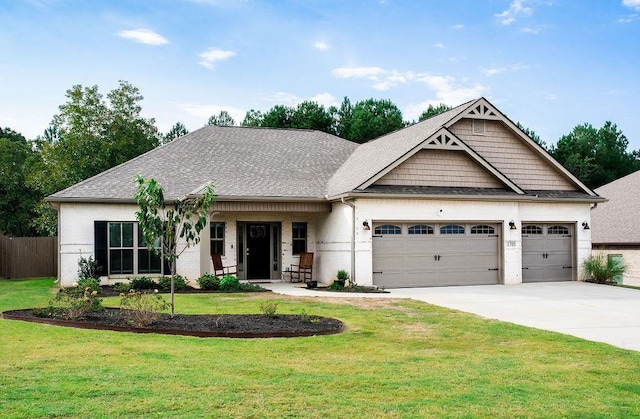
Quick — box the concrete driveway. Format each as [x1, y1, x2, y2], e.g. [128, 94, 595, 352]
[265, 281, 640, 352]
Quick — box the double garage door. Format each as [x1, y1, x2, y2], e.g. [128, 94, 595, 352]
[372, 222, 500, 288]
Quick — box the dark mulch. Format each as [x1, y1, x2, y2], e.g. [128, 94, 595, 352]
[2, 308, 344, 338]
[99, 285, 270, 297]
[309, 286, 389, 293]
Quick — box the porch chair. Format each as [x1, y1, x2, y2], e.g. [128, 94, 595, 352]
[211, 253, 237, 277]
[290, 252, 313, 283]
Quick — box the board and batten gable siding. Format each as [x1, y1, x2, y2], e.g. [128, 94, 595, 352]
[374, 149, 503, 188]
[449, 119, 576, 191]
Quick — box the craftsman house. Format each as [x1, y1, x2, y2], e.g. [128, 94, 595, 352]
[48, 98, 603, 288]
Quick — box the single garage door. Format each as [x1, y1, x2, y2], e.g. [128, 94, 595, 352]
[372, 223, 500, 288]
[522, 224, 573, 282]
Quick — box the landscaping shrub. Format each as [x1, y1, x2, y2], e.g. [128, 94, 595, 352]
[157, 275, 188, 291]
[197, 274, 220, 290]
[128, 276, 157, 290]
[76, 278, 101, 293]
[112, 282, 132, 294]
[582, 254, 626, 284]
[220, 275, 240, 291]
[119, 289, 170, 327]
[77, 255, 101, 280]
[259, 300, 278, 317]
[33, 283, 103, 320]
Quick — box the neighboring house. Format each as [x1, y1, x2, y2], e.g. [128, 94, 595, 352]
[591, 170, 640, 285]
[47, 98, 603, 288]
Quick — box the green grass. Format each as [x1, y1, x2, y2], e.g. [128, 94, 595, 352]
[1, 278, 640, 417]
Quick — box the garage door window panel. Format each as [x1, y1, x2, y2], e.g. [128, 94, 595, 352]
[471, 225, 495, 234]
[440, 224, 465, 235]
[548, 225, 569, 235]
[375, 224, 402, 235]
[408, 225, 434, 235]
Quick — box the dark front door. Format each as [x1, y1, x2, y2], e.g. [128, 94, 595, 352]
[247, 223, 271, 279]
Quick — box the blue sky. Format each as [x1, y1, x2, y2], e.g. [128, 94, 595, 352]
[2, 0, 640, 150]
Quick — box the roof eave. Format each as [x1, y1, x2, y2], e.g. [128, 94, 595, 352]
[327, 191, 606, 203]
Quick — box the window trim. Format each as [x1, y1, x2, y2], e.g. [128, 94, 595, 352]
[210, 222, 225, 256]
[103, 221, 164, 276]
[292, 222, 308, 255]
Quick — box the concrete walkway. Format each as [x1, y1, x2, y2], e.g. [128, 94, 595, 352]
[263, 281, 640, 352]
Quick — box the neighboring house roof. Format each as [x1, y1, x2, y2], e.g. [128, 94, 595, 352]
[592, 170, 640, 245]
[47, 126, 358, 202]
[47, 97, 602, 205]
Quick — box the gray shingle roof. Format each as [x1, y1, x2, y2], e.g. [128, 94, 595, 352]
[592, 170, 640, 244]
[326, 100, 474, 197]
[48, 126, 359, 202]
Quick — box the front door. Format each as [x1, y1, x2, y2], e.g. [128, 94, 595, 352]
[246, 223, 271, 279]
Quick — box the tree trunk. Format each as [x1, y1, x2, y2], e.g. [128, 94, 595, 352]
[170, 260, 176, 317]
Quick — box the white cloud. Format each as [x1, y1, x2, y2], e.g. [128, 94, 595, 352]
[198, 48, 236, 69]
[331, 66, 385, 79]
[623, 0, 640, 10]
[482, 63, 530, 76]
[309, 92, 338, 108]
[117, 28, 169, 45]
[314, 41, 330, 50]
[618, 13, 639, 22]
[495, 0, 533, 25]
[452, 24, 464, 29]
[404, 76, 489, 120]
[435, 43, 445, 48]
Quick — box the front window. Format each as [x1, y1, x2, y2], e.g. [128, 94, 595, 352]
[210, 222, 225, 255]
[108, 222, 162, 275]
[292, 222, 307, 255]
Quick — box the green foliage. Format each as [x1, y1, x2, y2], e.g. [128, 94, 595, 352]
[76, 278, 101, 292]
[582, 254, 627, 284]
[241, 109, 264, 127]
[112, 282, 132, 294]
[259, 300, 278, 317]
[27, 81, 161, 235]
[336, 269, 350, 280]
[207, 110, 236, 126]
[163, 122, 188, 143]
[119, 289, 170, 327]
[77, 255, 101, 280]
[134, 176, 216, 315]
[0, 128, 41, 236]
[219, 274, 240, 291]
[348, 98, 404, 143]
[158, 275, 188, 291]
[418, 103, 451, 122]
[128, 276, 157, 290]
[197, 274, 220, 290]
[33, 283, 103, 320]
[328, 281, 344, 290]
[550, 121, 640, 189]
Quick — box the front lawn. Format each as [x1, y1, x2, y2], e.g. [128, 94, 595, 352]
[1, 278, 639, 417]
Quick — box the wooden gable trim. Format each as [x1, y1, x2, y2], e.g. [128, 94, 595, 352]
[445, 97, 597, 197]
[356, 127, 524, 194]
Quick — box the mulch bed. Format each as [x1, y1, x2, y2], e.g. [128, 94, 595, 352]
[1, 308, 344, 338]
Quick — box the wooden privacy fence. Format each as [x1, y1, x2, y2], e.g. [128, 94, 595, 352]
[0, 235, 58, 279]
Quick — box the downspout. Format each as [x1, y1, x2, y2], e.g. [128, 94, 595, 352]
[341, 197, 356, 282]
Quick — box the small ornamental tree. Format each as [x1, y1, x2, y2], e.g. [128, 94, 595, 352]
[133, 175, 216, 316]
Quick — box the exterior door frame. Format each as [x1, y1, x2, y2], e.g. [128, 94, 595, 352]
[237, 221, 281, 280]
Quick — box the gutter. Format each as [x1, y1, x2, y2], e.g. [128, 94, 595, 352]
[328, 192, 607, 204]
[340, 197, 356, 283]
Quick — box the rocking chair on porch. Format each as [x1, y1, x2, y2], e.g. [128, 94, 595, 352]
[290, 252, 313, 283]
[211, 253, 237, 277]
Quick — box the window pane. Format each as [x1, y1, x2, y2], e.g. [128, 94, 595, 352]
[440, 224, 465, 234]
[408, 225, 434, 235]
[292, 223, 307, 255]
[122, 223, 134, 247]
[121, 249, 134, 274]
[522, 225, 543, 235]
[293, 239, 306, 255]
[138, 249, 150, 273]
[471, 225, 495, 234]
[374, 224, 402, 235]
[149, 252, 162, 273]
[109, 223, 121, 247]
[110, 249, 122, 273]
[548, 226, 569, 235]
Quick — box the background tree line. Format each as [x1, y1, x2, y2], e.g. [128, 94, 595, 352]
[2, 81, 638, 237]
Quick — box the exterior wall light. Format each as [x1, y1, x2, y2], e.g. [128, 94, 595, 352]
[362, 221, 371, 231]
[509, 221, 517, 230]
[582, 222, 590, 230]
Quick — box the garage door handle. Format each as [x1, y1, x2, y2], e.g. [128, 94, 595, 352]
[373, 271, 383, 274]
[562, 266, 572, 269]
[488, 268, 499, 271]
[522, 267, 529, 270]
